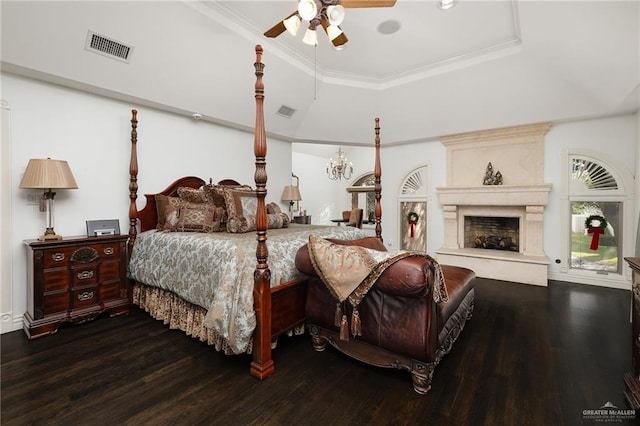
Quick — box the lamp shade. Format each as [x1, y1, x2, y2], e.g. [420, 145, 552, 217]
[326, 5, 345, 26]
[19, 158, 78, 189]
[298, 0, 318, 21]
[302, 27, 318, 46]
[281, 185, 302, 202]
[326, 24, 343, 41]
[284, 14, 301, 36]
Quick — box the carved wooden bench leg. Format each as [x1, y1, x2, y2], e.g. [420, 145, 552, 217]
[309, 325, 327, 351]
[411, 360, 435, 394]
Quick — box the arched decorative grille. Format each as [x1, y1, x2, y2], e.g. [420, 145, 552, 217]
[571, 158, 618, 190]
[400, 167, 427, 196]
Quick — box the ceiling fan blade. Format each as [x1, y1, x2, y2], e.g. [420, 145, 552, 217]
[263, 11, 297, 38]
[341, 0, 397, 8]
[332, 32, 348, 48]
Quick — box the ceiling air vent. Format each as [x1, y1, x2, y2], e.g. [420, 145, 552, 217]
[276, 105, 296, 118]
[85, 31, 133, 63]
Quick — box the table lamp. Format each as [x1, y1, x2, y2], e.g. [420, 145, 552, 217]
[281, 185, 302, 217]
[19, 158, 78, 240]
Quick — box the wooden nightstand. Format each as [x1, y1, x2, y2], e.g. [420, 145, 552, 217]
[292, 215, 311, 224]
[23, 234, 130, 339]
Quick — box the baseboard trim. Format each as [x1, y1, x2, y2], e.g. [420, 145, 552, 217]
[1, 311, 23, 334]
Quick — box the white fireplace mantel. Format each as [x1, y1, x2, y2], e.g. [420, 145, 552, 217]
[436, 184, 552, 206]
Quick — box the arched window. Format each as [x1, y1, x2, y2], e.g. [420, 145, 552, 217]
[347, 173, 376, 222]
[560, 150, 634, 287]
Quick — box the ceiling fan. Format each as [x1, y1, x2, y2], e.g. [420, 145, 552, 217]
[264, 0, 397, 49]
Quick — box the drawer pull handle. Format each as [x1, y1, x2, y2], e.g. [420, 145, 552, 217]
[104, 247, 114, 255]
[77, 271, 94, 280]
[51, 253, 65, 262]
[78, 291, 94, 302]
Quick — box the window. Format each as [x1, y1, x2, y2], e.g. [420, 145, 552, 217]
[562, 152, 633, 284]
[398, 167, 429, 252]
[570, 201, 621, 273]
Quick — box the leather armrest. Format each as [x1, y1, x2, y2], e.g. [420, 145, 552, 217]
[376, 256, 433, 298]
[295, 237, 433, 299]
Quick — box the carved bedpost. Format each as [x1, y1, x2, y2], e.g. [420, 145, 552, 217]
[128, 109, 139, 256]
[250, 45, 275, 380]
[374, 117, 383, 242]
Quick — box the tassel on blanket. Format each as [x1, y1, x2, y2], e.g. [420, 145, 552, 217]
[351, 308, 362, 337]
[339, 314, 349, 340]
[334, 302, 342, 327]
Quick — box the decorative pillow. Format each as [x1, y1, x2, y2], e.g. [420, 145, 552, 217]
[223, 188, 258, 219]
[266, 202, 283, 214]
[163, 201, 226, 232]
[226, 213, 289, 233]
[177, 187, 207, 204]
[155, 195, 180, 230]
[278, 212, 290, 227]
[203, 184, 252, 209]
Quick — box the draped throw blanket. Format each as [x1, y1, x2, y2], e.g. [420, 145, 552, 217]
[307, 235, 449, 340]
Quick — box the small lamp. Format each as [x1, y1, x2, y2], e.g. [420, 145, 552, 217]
[281, 185, 302, 217]
[19, 158, 78, 241]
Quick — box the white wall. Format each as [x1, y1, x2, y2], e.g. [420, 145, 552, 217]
[293, 114, 637, 288]
[1, 73, 292, 333]
[291, 144, 374, 226]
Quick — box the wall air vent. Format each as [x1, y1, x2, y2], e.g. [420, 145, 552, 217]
[85, 31, 133, 63]
[276, 105, 296, 118]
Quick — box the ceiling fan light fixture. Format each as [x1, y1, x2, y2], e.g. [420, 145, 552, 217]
[326, 24, 343, 41]
[438, 0, 455, 10]
[302, 27, 318, 46]
[298, 0, 318, 21]
[326, 5, 345, 26]
[283, 14, 301, 36]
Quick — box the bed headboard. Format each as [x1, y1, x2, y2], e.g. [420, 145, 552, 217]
[134, 176, 244, 233]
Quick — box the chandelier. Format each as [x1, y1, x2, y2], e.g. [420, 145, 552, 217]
[326, 147, 353, 181]
[283, 0, 348, 48]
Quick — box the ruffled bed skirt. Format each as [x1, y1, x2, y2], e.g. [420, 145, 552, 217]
[132, 282, 249, 354]
[132, 283, 306, 355]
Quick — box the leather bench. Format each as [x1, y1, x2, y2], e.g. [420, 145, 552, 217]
[295, 236, 475, 394]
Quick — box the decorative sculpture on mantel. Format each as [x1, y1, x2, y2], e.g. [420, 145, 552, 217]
[482, 162, 503, 185]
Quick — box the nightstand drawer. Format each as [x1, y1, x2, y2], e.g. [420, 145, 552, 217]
[100, 282, 122, 300]
[72, 265, 99, 286]
[43, 268, 69, 291]
[43, 291, 69, 315]
[99, 243, 121, 258]
[100, 261, 121, 282]
[42, 248, 74, 268]
[72, 286, 99, 309]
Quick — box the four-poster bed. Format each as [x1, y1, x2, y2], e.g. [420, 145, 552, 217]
[127, 45, 384, 379]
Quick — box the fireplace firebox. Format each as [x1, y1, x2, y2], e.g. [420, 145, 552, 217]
[464, 216, 519, 251]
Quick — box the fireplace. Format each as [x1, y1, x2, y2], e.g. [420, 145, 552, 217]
[435, 123, 552, 286]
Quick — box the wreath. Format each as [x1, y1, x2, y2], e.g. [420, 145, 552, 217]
[584, 214, 607, 251]
[584, 215, 607, 230]
[406, 212, 419, 223]
[407, 212, 419, 238]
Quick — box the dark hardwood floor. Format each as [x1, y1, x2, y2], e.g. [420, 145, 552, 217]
[1, 278, 635, 425]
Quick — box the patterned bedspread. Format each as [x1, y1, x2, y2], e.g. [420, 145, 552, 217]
[128, 224, 368, 353]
